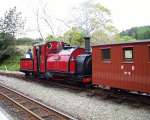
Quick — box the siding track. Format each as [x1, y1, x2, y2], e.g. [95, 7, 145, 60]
[0, 83, 75, 120]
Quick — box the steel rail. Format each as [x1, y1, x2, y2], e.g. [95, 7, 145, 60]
[0, 92, 43, 120]
[0, 83, 76, 120]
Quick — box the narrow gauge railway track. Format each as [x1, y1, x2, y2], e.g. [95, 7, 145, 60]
[0, 72, 150, 107]
[0, 83, 75, 120]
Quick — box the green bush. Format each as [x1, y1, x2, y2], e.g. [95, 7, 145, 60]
[120, 26, 150, 40]
[0, 53, 21, 71]
[0, 32, 16, 62]
[16, 37, 34, 45]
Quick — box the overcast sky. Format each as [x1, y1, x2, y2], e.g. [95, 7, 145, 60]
[0, 0, 150, 38]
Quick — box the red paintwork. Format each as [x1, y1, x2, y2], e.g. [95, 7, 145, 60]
[20, 41, 85, 74]
[20, 41, 91, 84]
[92, 41, 150, 93]
[40, 45, 46, 73]
[69, 48, 85, 73]
[46, 48, 85, 73]
[20, 58, 33, 71]
[47, 53, 70, 72]
[46, 41, 64, 55]
[83, 77, 92, 84]
[33, 46, 37, 72]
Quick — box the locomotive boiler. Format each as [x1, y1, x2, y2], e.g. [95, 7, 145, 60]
[20, 39, 92, 84]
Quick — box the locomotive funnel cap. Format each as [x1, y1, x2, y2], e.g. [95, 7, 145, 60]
[84, 36, 91, 53]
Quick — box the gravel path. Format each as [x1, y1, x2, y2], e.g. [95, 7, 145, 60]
[0, 107, 15, 120]
[0, 75, 150, 120]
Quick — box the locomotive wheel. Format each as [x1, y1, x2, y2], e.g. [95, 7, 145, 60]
[45, 72, 53, 80]
[25, 72, 29, 77]
[25, 72, 35, 79]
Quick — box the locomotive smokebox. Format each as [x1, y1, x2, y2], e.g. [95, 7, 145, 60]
[84, 36, 91, 53]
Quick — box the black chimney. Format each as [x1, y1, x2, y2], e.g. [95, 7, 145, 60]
[84, 36, 91, 53]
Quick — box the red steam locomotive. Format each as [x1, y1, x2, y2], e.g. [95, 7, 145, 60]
[20, 38, 92, 84]
[20, 39, 150, 94]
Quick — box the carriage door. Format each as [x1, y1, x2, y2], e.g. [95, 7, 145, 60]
[121, 47, 134, 86]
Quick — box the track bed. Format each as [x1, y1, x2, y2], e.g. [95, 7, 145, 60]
[0, 71, 150, 120]
[0, 83, 75, 120]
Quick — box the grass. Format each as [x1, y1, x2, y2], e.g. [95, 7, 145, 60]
[0, 44, 32, 71]
[0, 54, 22, 71]
[16, 45, 32, 54]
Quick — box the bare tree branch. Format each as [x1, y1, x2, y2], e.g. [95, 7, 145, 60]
[41, 5, 55, 36]
[55, 18, 72, 29]
[36, 8, 44, 40]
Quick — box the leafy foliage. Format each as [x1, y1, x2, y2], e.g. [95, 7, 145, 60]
[0, 7, 24, 61]
[16, 37, 34, 45]
[0, 7, 24, 36]
[120, 26, 150, 40]
[0, 32, 15, 61]
[63, 27, 85, 45]
[114, 34, 135, 42]
[71, 1, 118, 44]
[0, 53, 21, 71]
[46, 35, 63, 42]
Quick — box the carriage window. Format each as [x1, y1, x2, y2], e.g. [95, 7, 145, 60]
[102, 48, 111, 60]
[123, 47, 133, 61]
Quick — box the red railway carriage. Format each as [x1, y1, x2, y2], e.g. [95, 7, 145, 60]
[92, 40, 150, 93]
[20, 41, 92, 84]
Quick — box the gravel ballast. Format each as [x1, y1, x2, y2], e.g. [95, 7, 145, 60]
[0, 75, 150, 120]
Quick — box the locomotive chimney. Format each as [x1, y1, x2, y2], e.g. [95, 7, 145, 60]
[84, 36, 91, 53]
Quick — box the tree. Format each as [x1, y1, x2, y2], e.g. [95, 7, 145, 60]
[35, 1, 64, 40]
[0, 7, 24, 61]
[36, 8, 44, 41]
[120, 26, 150, 40]
[0, 7, 24, 37]
[114, 34, 135, 42]
[63, 27, 85, 45]
[0, 32, 15, 61]
[71, 1, 118, 44]
[16, 37, 34, 45]
[46, 35, 63, 42]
